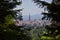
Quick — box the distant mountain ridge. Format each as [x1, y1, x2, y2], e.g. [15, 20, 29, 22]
[23, 14, 43, 20]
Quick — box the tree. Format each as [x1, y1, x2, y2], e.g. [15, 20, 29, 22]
[0, 0, 31, 40]
[15, 12, 23, 20]
[33, 0, 60, 39]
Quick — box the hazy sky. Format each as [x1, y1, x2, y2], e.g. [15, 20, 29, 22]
[16, 0, 44, 15]
[15, 0, 52, 20]
[16, 0, 52, 15]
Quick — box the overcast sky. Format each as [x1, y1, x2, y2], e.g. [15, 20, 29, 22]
[15, 0, 52, 20]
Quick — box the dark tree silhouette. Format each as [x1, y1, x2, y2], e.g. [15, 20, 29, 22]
[0, 0, 31, 40]
[33, 0, 60, 38]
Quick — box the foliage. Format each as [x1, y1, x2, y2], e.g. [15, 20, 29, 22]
[29, 25, 46, 40]
[33, 0, 60, 39]
[0, 0, 31, 40]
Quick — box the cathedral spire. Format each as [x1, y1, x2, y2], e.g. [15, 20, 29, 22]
[29, 13, 31, 21]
